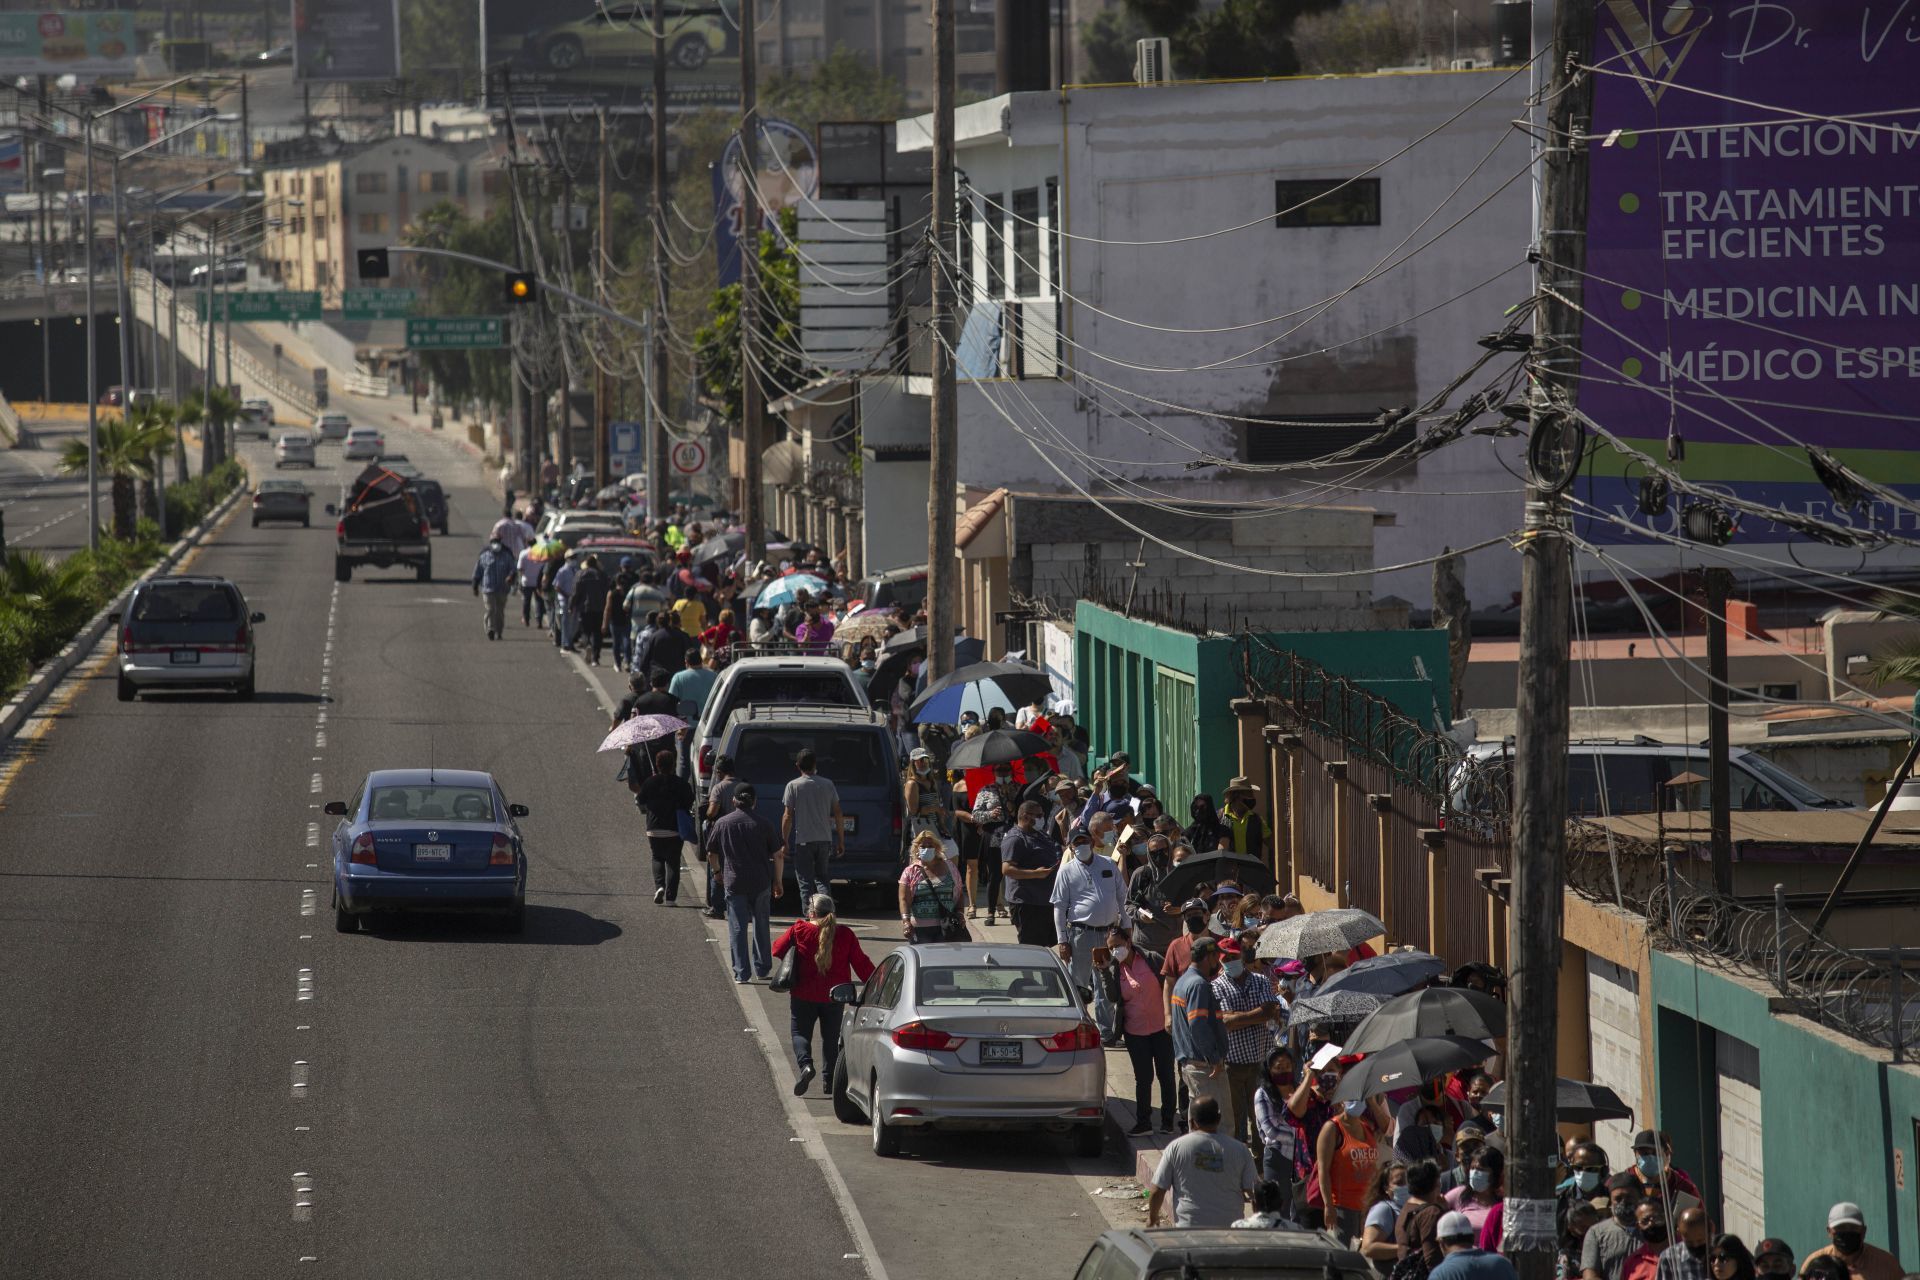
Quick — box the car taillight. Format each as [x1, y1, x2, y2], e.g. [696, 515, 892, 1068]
[119, 625, 131, 650]
[697, 745, 713, 777]
[891, 1021, 965, 1052]
[1039, 1022, 1102, 1053]
[335, 520, 345, 537]
[233, 624, 249, 649]
[251, 494, 263, 505]
[350, 834, 377, 865]
[489, 835, 513, 866]
[419, 519, 431, 537]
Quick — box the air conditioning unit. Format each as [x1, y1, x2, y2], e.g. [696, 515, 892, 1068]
[1450, 57, 1479, 70]
[1134, 37, 1171, 85]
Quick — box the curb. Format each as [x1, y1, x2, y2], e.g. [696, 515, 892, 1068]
[0, 477, 250, 745]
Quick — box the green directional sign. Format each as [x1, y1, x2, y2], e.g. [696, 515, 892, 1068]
[341, 288, 420, 320]
[405, 316, 505, 350]
[193, 291, 323, 322]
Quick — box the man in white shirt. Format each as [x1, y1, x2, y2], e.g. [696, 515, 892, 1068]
[1051, 826, 1125, 995]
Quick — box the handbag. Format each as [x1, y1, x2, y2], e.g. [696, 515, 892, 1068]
[768, 943, 799, 993]
[677, 810, 696, 843]
[916, 872, 970, 941]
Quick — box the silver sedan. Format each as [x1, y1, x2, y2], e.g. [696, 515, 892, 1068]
[828, 942, 1107, 1158]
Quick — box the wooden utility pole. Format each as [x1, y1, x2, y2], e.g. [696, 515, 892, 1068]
[1705, 567, 1734, 895]
[649, 2, 670, 521]
[594, 106, 610, 491]
[925, 0, 959, 678]
[738, 0, 765, 563]
[1504, 1, 1593, 1276]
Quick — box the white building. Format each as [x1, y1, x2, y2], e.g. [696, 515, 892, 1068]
[880, 70, 1534, 607]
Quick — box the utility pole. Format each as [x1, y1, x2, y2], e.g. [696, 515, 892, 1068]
[648, 0, 670, 522]
[738, 0, 765, 562]
[594, 106, 610, 491]
[925, 0, 959, 678]
[1503, 1, 1592, 1277]
[83, 110, 98, 551]
[1705, 567, 1734, 896]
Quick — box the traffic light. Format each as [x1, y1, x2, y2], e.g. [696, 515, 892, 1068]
[504, 271, 536, 305]
[357, 246, 389, 280]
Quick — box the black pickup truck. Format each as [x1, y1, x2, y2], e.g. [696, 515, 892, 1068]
[332, 465, 432, 582]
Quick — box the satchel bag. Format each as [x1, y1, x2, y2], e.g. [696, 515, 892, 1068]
[768, 938, 800, 993]
[915, 873, 970, 942]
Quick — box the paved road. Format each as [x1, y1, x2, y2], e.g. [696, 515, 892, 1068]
[0, 421, 1134, 1277]
[0, 422, 89, 558]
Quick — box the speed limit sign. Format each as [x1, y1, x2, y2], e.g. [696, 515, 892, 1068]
[669, 439, 709, 476]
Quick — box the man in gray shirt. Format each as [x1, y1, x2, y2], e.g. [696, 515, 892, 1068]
[1583, 1174, 1647, 1280]
[1148, 1097, 1257, 1228]
[781, 749, 844, 904]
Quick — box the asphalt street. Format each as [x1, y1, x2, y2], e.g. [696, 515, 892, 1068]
[0, 412, 1135, 1277]
[0, 420, 96, 560]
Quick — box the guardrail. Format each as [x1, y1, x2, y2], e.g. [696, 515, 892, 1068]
[132, 269, 321, 417]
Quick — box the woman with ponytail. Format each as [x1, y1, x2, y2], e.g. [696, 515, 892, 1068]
[771, 893, 876, 1096]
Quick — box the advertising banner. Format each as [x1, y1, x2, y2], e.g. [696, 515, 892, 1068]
[1577, 0, 1920, 546]
[0, 11, 135, 77]
[293, 0, 401, 82]
[711, 118, 818, 285]
[482, 0, 741, 112]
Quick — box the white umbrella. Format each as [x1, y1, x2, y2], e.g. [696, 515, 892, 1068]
[1253, 907, 1387, 960]
[598, 714, 687, 753]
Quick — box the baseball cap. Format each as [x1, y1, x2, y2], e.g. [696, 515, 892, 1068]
[1438, 1212, 1477, 1243]
[1135, 783, 1157, 799]
[1108, 751, 1130, 766]
[1179, 898, 1210, 914]
[1054, 777, 1076, 792]
[1068, 827, 1092, 845]
[1455, 1122, 1488, 1147]
[1631, 1129, 1661, 1151]
[1218, 937, 1242, 958]
[1828, 1203, 1866, 1229]
[1190, 938, 1219, 964]
[1754, 1240, 1794, 1264]
[732, 783, 756, 805]
[1277, 959, 1307, 976]
[910, 747, 932, 761]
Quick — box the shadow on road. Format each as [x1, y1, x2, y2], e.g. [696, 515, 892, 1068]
[361, 903, 623, 946]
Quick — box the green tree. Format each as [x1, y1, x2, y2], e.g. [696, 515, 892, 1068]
[762, 45, 908, 128]
[59, 414, 171, 540]
[1082, 7, 1151, 82]
[1087, 0, 1341, 81]
[1289, 0, 1425, 75]
[1862, 592, 1920, 690]
[693, 207, 809, 423]
[399, 0, 480, 102]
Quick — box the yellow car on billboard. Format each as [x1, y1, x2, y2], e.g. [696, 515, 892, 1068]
[513, 2, 729, 74]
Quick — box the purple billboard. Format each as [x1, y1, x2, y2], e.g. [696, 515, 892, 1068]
[1577, 0, 1920, 545]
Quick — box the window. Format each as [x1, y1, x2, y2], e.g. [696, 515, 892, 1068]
[957, 26, 995, 53]
[1045, 178, 1060, 298]
[784, 35, 823, 63]
[417, 171, 449, 194]
[860, 955, 894, 1005]
[916, 965, 1072, 1006]
[354, 172, 387, 194]
[958, 73, 997, 95]
[876, 957, 906, 1007]
[311, 215, 327, 238]
[481, 169, 505, 196]
[984, 192, 1006, 296]
[356, 212, 388, 234]
[1275, 177, 1381, 228]
[1011, 187, 1039, 296]
[289, 216, 305, 236]
[1733, 682, 1800, 702]
[1243, 413, 1410, 466]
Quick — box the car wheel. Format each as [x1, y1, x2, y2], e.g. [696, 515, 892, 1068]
[1072, 1122, 1105, 1159]
[333, 897, 357, 934]
[416, 562, 431, 583]
[335, 558, 352, 583]
[236, 671, 256, 701]
[870, 1077, 900, 1157]
[672, 33, 708, 68]
[116, 671, 136, 702]
[543, 34, 584, 70]
[831, 1055, 861, 1125]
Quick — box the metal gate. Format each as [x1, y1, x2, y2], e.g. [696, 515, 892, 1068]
[1153, 667, 1197, 817]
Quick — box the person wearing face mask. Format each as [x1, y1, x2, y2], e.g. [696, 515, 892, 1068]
[1210, 937, 1282, 1161]
[1359, 1161, 1410, 1264]
[1561, 1203, 1606, 1280]
[1752, 1241, 1795, 1280]
[902, 748, 954, 855]
[1127, 834, 1179, 952]
[1251, 1046, 1302, 1209]
[1626, 1130, 1702, 1209]
[1396, 1158, 1451, 1274]
[1315, 1065, 1383, 1246]
[1622, 1200, 1671, 1280]
[1800, 1203, 1902, 1280]
[1170, 937, 1235, 1135]
[1051, 826, 1125, 996]
[1707, 1235, 1756, 1280]
[1584, 1173, 1649, 1280]
[1185, 793, 1229, 852]
[1158, 899, 1212, 1131]
[1653, 1206, 1713, 1280]
[898, 830, 966, 942]
[967, 763, 1019, 923]
[1098, 923, 1175, 1136]
[1443, 1146, 1504, 1234]
[1222, 777, 1268, 856]
[1086, 811, 1120, 864]
[1000, 800, 1062, 947]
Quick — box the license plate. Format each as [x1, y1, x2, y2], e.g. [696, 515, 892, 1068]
[980, 1040, 1022, 1065]
[169, 650, 200, 664]
[414, 843, 451, 861]
[840, 815, 858, 834]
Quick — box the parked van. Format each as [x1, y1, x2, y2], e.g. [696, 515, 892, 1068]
[693, 655, 867, 789]
[1449, 737, 1849, 820]
[716, 704, 903, 884]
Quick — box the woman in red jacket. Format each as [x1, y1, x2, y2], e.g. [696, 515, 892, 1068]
[772, 893, 876, 1096]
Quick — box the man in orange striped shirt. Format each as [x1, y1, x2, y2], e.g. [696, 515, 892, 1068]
[1170, 937, 1233, 1134]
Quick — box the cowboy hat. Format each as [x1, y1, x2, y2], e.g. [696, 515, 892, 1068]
[1224, 775, 1261, 796]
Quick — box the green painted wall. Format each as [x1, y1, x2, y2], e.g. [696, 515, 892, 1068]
[1071, 603, 1451, 802]
[1651, 950, 1920, 1267]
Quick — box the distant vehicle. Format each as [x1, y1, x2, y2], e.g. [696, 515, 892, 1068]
[1449, 738, 1851, 822]
[256, 43, 293, 64]
[243, 398, 275, 426]
[313, 411, 352, 442]
[125, 388, 158, 411]
[234, 404, 272, 440]
[573, 534, 655, 568]
[252, 478, 311, 527]
[325, 768, 530, 934]
[342, 426, 385, 460]
[274, 431, 316, 468]
[855, 564, 928, 615]
[692, 656, 868, 791]
[374, 453, 420, 478]
[113, 574, 265, 702]
[1072, 1227, 1371, 1280]
[331, 464, 432, 582]
[829, 942, 1106, 1158]
[410, 477, 449, 536]
[716, 703, 904, 884]
[100, 385, 124, 407]
[188, 258, 247, 285]
[536, 509, 626, 539]
[511, 2, 728, 74]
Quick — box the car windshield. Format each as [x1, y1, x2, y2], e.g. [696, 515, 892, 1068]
[368, 785, 497, 822]
[1738, 752, 1842, 807]
[916, 965, 1073, 1006]
[133, 583, 238, 624]
[258, 481, 306, 493]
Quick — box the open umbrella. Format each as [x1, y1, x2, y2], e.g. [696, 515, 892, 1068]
[1330, 1036, 1494, 1104]
[755, 573, 830, 610]
[1342, 986, 1508, 1055]
[598, 713, 687, 753]
[1285, 989, 1385, 1032]
[1315, 951, 1449, 1000]
[1153, 852, 1277, 905]
[945, 728, 1051, 771]
[1253, 908, 1387, 960]
[834, 611, 896, 644]
[690, 533, 743, 568]
[867, 647, 920, 709]
[908, 660, 1054, 725]
[1479, 1077, 1633, 1123]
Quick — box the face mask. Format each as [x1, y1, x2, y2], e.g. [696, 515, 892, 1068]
[917, 848, 936, 864]
[1833, 1231, 1865, 1255]
[1576, 1170, 1604, 1194]
[1469, 1170, 1492, 1194]
[1224, 959, 1246, 979]
[1642, 1225, 1669, 1247]
[1342, 1100, 1366, 1117]
[1130, 842, 1148, 860]
[996, 774, 1013, 786]
[1426, 1124, 1445, 1149]
[1186, 914, 1208, 933]
[1074, 844, 1095, 864]
[1612, 1202, 1636, 1225]
[1687, 1245, 1708, 1261]
[1488, 1112, 1502, 1129]
[1635, 1154, 1662, 1179]
[1393, 1186, 1411, 1209]
[1111, 945, 1130, 963]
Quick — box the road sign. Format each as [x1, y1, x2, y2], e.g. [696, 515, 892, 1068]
[405, 316, 505, 350]
[669, 438, 708, 476]
[341, 287, 418, 320]
[193, 291, 323, 322]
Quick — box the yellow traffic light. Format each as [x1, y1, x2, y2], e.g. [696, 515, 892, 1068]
[504, 272, 535, 305]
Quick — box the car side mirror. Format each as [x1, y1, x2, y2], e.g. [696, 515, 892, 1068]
[324, 503, 337, 516]
[508, 803, 530, 818]
[250, 611, 266, 624]
[322, 800, 348, 816]
[828, 982, 860, 1005]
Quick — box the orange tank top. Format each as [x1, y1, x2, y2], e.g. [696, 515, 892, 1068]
[1327, 1117, 1380, 1210]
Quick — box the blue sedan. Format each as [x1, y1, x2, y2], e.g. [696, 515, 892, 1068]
[326, 768, 529, 934]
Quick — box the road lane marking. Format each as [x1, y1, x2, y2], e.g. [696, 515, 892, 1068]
[291, 1172, 313, 1222]
[296, 968, 313, 1002]
[309, 773, 321, 794]
[300, 888, 316, 915]
[290, 1061, 309, 1096]
[305, 824, 318, 847]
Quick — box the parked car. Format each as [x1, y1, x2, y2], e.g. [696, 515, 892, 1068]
[1449, 737, 1850, 821]
[536, 509, 627, 539]
[1072, 1228, 1370, 1280]
[411, 477, 449, 535]
[692, 655, 868, 791]
[829, 942, 1106, 1158]
[325, 768, 530, 933]
[855, 564, 929, 615]
[274, 431, 316, 468]
[313, 411, 352, 442]
[342, 426, 386, 460]
[716, 703, 903, 884]
[113, 575, 265, 702]
[252, 478, 311, 527]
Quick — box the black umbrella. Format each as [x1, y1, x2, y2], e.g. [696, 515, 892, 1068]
[690, 532, 744, 567]
[1285, 989, 1385, 1032]
[1479, 1077, 1634, 1123]
[1330, 1036, 1494, 1104]
[1342, 986, 1508, 1056]
[867, 647, 920, 710]
[944, 728, 1051, 771]
[1152, 852, 1278, 905]
[907, 660, 1053, 724]
[1316, 951, 1448, 1000]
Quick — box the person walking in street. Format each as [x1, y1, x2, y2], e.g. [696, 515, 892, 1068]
[636, 749, 693, 905]
[671, 646, 718, 724]
[702, 785, 784, 983]
[517, 538, 548, 628]
[553, 550, 582, 651]
[772, 893, 874, 1096]
[780, 749, 845, 906]
[1431, 1211, 1521, 1280]
[701, 755, 739, 920]
[1148, 1097, 1258, 1229]
[1800, 1203, 1903, 1280]
[1099, 922, 1175, 1136]
[470, 535, 516, 640]
[1211, 936, 1281, 1164]
[571, 554, 611, 665]
[904, 747, 954, 848]
[1052, 826, 1125, 996]
[1001, 800, 1061, 947]
[899, 831, 965, 942]
[606, 557, 639, 670]
[647, 610, 695, 680]
[1171, 937, 1233, 1134]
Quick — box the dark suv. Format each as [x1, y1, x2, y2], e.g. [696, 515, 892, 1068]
[114, 575, 265, 701]
[1072, 1227, 1370, 1280]
[410, 478, 449, 535]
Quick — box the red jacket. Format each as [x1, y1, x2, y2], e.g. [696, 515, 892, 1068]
[771, 919, 876, 1003]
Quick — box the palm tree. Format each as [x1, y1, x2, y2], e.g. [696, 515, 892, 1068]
[1863, 592, 1920, 691]
[1, 548, 98, 656]
[127, 401, 175, 530]
[58, 414, 172, 541]
[204, 385, 241, 468]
